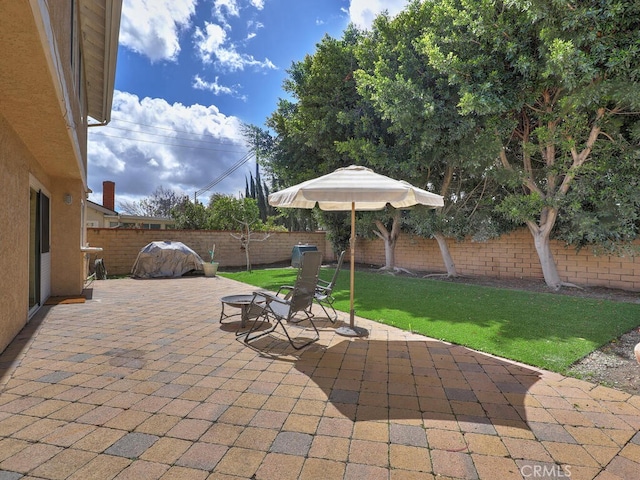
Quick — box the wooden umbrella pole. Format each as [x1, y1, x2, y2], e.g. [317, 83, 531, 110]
[350, 202, 355, 329]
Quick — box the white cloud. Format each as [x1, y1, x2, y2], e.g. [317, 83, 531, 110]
[88, 91, 250, 205]
[193, 74, 246, 100]
[193, 22, 227, 63]
[213, 0, 240, 23]
[194, 21, 277, 72]
[212, 0, 264, 22]
[119, 0, 197, 62]
[348, 0, 407, 30]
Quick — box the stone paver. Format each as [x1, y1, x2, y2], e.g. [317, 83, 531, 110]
[104, 432, 159, 459]
[0, 276, 638, 479]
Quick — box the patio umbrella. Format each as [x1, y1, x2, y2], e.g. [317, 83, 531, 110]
[269, 165, 444, 336]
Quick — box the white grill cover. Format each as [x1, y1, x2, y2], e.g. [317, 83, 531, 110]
[131, 241, 204, 278]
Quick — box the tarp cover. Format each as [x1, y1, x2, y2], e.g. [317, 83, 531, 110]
[131, 241, 204, 278]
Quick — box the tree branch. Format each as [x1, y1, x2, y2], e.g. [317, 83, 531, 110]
[561, 108, 605, 195]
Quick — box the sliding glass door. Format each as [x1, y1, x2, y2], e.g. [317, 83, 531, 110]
[29, 188, 50, 312]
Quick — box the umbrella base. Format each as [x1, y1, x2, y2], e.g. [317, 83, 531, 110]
[336, 326, 368, 337]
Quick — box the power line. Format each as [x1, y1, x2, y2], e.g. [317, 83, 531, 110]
[195, 152, 254, 200]
[110, 118, 243, 146]
[90, 131, 246, 154]
[196, 152, 252, 195]
[101, 124, 243, 147]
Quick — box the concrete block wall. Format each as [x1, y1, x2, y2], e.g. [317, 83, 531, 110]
[87, 227, 640, 291]
[86, 229, 332, 276]
[358, 229, 640, 291]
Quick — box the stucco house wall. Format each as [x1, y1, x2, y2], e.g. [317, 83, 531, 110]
[0, 115, 33, 354]
[0, 1, 122, 353]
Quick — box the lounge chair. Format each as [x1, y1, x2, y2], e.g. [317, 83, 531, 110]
[243, 251, 323, 350]
[314, 250, 345, 322]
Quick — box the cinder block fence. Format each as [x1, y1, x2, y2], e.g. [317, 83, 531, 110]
[87, 228, 640, 292]
[86, 229, 333, 275]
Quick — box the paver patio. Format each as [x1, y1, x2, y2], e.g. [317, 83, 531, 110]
[1, 276, 639, 479]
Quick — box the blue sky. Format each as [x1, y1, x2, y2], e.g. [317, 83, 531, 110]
[87, 0, 407, 208]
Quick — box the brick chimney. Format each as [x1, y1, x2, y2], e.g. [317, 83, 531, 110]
[103, 181, 115, 211]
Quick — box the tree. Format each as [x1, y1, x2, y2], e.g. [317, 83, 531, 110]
[266, 26, 438, 269]
[118, 186, 183, 217]
[244, 170, 271, 222]
[420, 0, 640, 289]
[209, 193, 250, 230]
[170, 198, 209, 230]
[262, 30, 370, 239]
[553, 135, 640, 254]
[352, 4, 508, 275]
[209, 195, 270, 271]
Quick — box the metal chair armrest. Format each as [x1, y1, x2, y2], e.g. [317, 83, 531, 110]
[254, 290, 289, 306]
[276, 285, 296, 300]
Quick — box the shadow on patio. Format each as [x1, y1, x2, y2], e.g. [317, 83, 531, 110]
[246, 333, 540, 430]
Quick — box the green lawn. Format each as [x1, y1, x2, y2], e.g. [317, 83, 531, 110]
[219, 267, 640, 373]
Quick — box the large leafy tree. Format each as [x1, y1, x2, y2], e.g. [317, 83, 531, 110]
[267, 26, 447, 270]
[266, 28, 393, 251]
[420, 0, 640, 289]
[353, 4, 508, 275]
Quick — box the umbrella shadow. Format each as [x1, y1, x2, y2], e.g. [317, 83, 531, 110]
[293, 338, 541, 432]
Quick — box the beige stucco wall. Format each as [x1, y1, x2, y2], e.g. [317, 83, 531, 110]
[50, 178, 86, 295]
[86, 204, 110, 227]
[0, 113, 31, 353]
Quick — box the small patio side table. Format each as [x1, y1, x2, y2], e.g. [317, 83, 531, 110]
[220, 294, 264, 331]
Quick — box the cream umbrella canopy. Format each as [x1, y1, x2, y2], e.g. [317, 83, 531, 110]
[269, 165, 444, 336]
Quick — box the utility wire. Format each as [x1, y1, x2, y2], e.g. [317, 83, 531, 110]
[196, 152, 252, 194]
[110, 118, 243, 146]
[195, 151, 253, 200]
[90, 131, 246, 154]
[100, 124, 243, 147]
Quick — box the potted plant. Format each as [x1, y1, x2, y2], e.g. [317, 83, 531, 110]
[203, 244, 219, 277]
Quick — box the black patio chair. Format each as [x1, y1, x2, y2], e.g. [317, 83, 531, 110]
[243, 251, 323, 350]
[314, 250, 345, 322]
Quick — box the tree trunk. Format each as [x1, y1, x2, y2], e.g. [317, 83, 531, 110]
[374, 212, 400, 270]
[433, 232, 458, 277]
[245, 243, 251, 272]
[525, 211, 562, 289]
[384, 235, 396, 269]
[530, 228, 562, 289]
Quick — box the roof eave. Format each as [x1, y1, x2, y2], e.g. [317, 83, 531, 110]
[81, 0, 122, 125]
